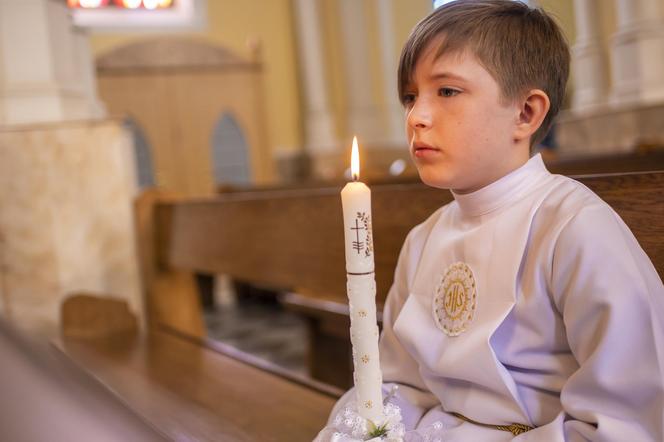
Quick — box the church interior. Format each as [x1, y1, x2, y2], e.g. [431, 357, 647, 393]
[1, 0, 663, 440]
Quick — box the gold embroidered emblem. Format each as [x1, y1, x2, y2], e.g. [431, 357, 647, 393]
[433, 262, 477, 336]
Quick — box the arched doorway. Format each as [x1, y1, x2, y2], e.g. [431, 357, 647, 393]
[123, 117, 155, 189]
[96, 38, 273, 196]
[210, 113, 251, 187]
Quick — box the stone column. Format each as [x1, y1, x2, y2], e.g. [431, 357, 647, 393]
[73, 27, 107, 119]
[0, 0, 106, 125]
[338, 0, 385, 146]
[571, 0, 609, 112]
[610, 0, 664, 105]
[293, 0, 339, 174]
[377, 0, 406, 147]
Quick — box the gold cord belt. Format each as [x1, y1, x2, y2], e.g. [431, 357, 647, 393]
[450, 412, 534, 436]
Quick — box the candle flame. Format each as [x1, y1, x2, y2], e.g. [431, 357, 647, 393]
[351, 136, 360, 181]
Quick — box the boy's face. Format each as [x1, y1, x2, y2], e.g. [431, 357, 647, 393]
[404, 42, 527, 193]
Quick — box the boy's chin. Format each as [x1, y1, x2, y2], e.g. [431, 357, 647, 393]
[417, 169, 455, 190]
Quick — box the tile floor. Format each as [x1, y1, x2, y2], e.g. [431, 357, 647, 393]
[203, 297, 308, 376]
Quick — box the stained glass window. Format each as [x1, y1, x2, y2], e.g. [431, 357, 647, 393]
[67, 0, 174, 9]
[67, 0, 204, 31]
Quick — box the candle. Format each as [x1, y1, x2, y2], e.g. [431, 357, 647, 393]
[341, 136, 383, 424]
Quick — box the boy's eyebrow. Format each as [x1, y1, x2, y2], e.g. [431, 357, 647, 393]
[429, 72, 468, 82]
[404, 72, 469, 90]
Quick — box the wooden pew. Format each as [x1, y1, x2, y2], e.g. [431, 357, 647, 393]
[54, 329, 337, 441]
[148, 171, 664, 388]
[57, 170, 664, 440]
[56, 189, 342, 441]
[545, 149, 664, 175]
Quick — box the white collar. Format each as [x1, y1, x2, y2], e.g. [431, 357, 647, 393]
[451, 154, 550, 217]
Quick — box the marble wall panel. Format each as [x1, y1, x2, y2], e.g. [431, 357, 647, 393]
[0, 119, 142, 337]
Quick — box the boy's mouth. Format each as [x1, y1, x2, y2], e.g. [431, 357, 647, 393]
[412, 142, 441, 158]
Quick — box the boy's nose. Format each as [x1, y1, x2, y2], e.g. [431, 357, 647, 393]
[406, 101, 432, 130]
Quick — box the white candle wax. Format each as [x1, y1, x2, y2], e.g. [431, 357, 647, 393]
[340, 137, 383, 424]
[341, 181, 375, 274]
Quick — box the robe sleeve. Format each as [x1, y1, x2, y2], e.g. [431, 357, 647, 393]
[517, 202, 664, 441]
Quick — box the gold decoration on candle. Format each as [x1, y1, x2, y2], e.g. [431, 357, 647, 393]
[356, 212, 373, 258]
[358, 310, 367, 318]
[365, 400, 373, 409]
[361, 354, 370, 364]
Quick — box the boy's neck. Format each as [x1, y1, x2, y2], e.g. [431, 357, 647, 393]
[453, 147, 530, 195]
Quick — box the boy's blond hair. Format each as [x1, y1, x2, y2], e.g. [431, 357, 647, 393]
[398, 0, 570, 146]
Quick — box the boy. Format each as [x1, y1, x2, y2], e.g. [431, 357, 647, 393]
[325, 1, 664, 440]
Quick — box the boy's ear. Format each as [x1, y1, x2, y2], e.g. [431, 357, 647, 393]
[513, 89, 550, 142]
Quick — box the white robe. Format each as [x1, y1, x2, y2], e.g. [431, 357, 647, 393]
[329, 154, 664, 441]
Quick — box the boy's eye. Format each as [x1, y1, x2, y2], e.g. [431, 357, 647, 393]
[438, 88, 460, 97]
[402, 93, 416, 105]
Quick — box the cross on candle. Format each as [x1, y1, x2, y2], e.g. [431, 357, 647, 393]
[351, 218, 365, 254]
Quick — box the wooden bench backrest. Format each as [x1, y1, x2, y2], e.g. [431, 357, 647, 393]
[153, 171, 664, 314]
[546, 150, 664, 175]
